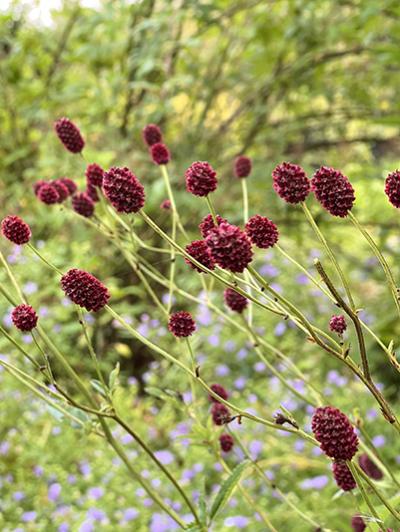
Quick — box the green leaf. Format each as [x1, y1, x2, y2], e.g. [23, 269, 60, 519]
[108, 362, 120, 393]
[209, 460, 251, 521]
[90, 379, 107, 398]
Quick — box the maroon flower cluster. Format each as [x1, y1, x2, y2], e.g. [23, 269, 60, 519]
[351, 516, 366, 532]
[37, 184, 60, 204]
[72, 192, 95, 218]
[60, 178, 77, 195]
[329, 315, 347, 335]
[150, 143, 170, 165]
[53, 180, 69, 202]
[209, 383, 229, 403]
[245, 215, 279, 249]
[1, 216, 31, 245]
[311, 166, 355, 217]
[206, 222, 253, 273]
[185, 162, 217, 197]
[168, 311, 196, 338]
[224, 288, 248, 313]
[54, 117, 85, 153]
[11, 304, 38, 331]
[311, 406, 358, 460]
[358, 453, 383, 480]
[185, 240, 215, 273]
[86, 163, 104, 188]
[219, 433, 234, 452]
[61, 269, 110, 312]
[160, 199, 171, 210]
[272, 162, 310, 204]
[211, 403, 231, 426]
[142, 124, 162, 146]
[34, 179, 76, 205]
[385, 170, 400, 208]
[199, 214, 227, 238]
[332, 460, 356, 491]
[103, 167, 145, 213]
[234, 156, 252, 178]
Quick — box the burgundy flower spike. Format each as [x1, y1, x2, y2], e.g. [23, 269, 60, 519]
[206, 222, 253, 273]
[1, 216, 31, 245]
[332, 460, 356, 491]
[185, 240, 215, 272]
[329, 315, 347, 335]
[234, 156, 252, 178]
[199, 214, 227, 238]
[142, 124, 162, 146]
[72, 193, 95, 218]
[11, 304, 38, 331]
[103, 167, 145, 214]
[61, 269, 110, 312]
[385, 170, 400, 208]
[168, 311, 196, 338]
[245, 215, 279, 249]
[224, 288, 248, 313]
[311, 166, 355, 217]
[311, 406, 358, 460]
[54, 117, 85, 153]
[272, 162, 310, 204]
[150, 143, 170, 165]
[219, 434, 234, 452]
[186, 162, 217, 197]
[209, 383, 229, 403]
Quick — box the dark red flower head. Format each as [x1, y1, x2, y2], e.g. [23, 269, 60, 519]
[54, 117, 84, 153]
[234, 156, 252, 178]
[211, 403, 231, 426]
[385, 170, 400, 208]
[160, 199, 171, 210]
[199, 214, 227, 238]
[86, 163, 104, 188]
[85, 183, 99, 202]
[185, 240, 215, 273]
[206, 222, 253, 273]
[60, 177, 77, 196]
[11, 304, 38, 331]
[142, 124, 162, 146]
[219, 434, 234, 452]
[332, 460, 356, 491]
[358, 453, 383, 480]
[52, 180, 69, 203]
[272, 162, 310, 204]
[38, 184, 60, 205]
[33, 180, 47, 196]
[1, 216, 31, 245]
[61, 268, 110, 312]
[209, 383, 229, 403]
[224, 288, 248, 313]
[103, 167, 145, 213]
[168, 311, 196, 338]
[311, 166, 355, 217]
[329, 315, 347, 335]
[245, 215, 279, 249]
[311, 406, 358, 460]
[72, 192, 95, 218]
[185, 161, 217, 197]
[351, 515, 366, 532]
[150, 143, 170, 165]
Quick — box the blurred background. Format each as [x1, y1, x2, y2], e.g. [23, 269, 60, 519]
[1, 1, 400, 530]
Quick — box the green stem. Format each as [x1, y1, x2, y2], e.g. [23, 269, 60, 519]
[0, 249, 26, 303]
[205, 195, 217, 225]
[347, 461, 382, 529]
[27, 243, 63, 275]
[301, 202, 355, 310]
[241, 178, 249, 223]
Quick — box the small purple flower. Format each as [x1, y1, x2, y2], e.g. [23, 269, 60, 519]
[208, 334, 220, 347]
[224, 516, 249, 528]
[295, 273, 309, 285]
[48, 483, 62, 502]
[79, 520, 94, 532]
[249, 440, 263, 459]
[234, 376, 247, 390]
[22, 511, 37, 522]
[87, 486, 104, 500]
[154, 450, 174, 465]
[13, 491, 25, 501]
[122, 508, 139, 522]
[300, 475, 329, 490]
[274, 322, 286, 336]
[372, 435, 386, 448]
[215, 364, 230, 376]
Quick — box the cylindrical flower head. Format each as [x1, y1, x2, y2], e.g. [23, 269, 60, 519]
[86, 183, 99, 202]
[150, 143, 170, 165]
[160, 199, 171, 210]
[385, 170, 400, 208]
[38, 184, 60, 205]
[1, 215, 31, 245]
[142, 124, 162, 146]
[272, 162, 310, 204]
[11, 304, 38, 331]
[33, 180, 47, 196]
[53, 180, 69, 203]
[358, 453, 383, 480]
[329, 315, 347, 335]
[103, 167, 145, 213]
[224, 288, 248, 313]
[245, 215, 279, 249]
[60, 177, 77, 196]
[86, 163, 104, 188]
[211, 403, 231, 426]
[311, 406, 358, 460]
[185, 240, 215, 273]
[219, 434, 234, 452]
[185, 161, 217, 197]
[234, 156, 252, 178]
[72, 192, 95, 218]
[311, 166, 355, 217]
[351, 516, 366, 532]
[332, 460, 356, 491]
[168, 311, 196, 338]
[199, 214, 227, 238]
[61, 268, 110, 312]
[209, 383, 229, 403]
[54, 117, 85, 153]
[206, 222, 253, 273]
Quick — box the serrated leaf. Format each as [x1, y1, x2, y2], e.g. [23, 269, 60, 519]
[209, 460, 251, 521]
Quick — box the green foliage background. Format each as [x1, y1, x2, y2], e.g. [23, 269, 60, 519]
[1, 1, 400, 531]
